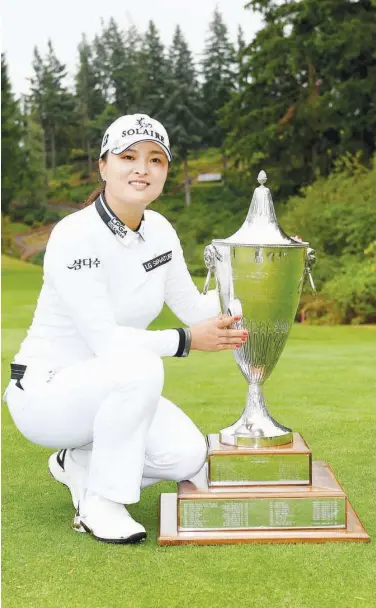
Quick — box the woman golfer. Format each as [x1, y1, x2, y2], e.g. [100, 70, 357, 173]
[3, 114, 247, 544]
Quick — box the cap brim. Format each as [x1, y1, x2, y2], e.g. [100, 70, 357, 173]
[111, 137, 172, 162]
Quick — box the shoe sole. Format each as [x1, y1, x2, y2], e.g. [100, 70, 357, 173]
[78, 520, 147, 544]
[72, 515, 87, 534]
[48, 455, 79, 510]
[50, 456, 146, 544]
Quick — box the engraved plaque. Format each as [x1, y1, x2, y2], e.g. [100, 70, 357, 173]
[178, 497, 346, 531]
[208, 433, 312, 486]
[209, 453, 310, 486]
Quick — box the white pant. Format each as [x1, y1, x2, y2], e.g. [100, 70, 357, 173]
[4, 350, 208, 504]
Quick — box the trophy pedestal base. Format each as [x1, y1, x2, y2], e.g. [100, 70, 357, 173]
[208, 432, 311, 486]
[157, 461, 369, 545]
[158, 495, 369, 545]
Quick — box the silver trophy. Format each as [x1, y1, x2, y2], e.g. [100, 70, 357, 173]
[203, 170, 316, 448]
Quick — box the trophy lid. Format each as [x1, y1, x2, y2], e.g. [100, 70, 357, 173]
[213, 171, 308, 247]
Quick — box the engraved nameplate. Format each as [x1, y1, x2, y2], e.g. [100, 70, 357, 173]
[209, 454, 311, 486]
[208, 433, 312, 486]
[179, 497, 346, 531]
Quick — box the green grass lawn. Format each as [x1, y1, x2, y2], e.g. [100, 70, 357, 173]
[2, 255, 376, 608]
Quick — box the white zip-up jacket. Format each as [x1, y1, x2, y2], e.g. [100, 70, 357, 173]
[11, 194, 221, 369]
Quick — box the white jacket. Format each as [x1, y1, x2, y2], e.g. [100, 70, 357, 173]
[12, 195, 221, 369]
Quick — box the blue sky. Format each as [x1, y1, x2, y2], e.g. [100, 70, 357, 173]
[2, 0, 262, 99]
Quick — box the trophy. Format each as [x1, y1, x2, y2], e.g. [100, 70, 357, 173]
[158, 172, 369, 545]
[202, 169, 315, 449]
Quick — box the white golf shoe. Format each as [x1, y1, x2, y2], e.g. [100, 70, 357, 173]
[48, 449, 87, 509]
[72, 491, 147, 544]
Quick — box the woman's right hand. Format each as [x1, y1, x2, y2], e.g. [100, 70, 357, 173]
[190, 314, 248, 352]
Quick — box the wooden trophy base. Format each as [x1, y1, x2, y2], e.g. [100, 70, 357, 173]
[158, 461, 370, 546]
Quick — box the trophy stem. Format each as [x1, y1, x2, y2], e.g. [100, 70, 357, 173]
[220, 384, 293, 448]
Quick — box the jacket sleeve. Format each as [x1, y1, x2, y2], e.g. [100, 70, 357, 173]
[164, 227, 221, 325]
[43, 225, 180, 358]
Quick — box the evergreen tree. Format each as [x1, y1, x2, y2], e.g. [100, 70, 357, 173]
[164, 26, 204, 206]
[201, 6, 237, 154]
[90, 20, 122, 150]
[220, 0, 376, 199]
[75, 34, 105, 174]
[8, 97, 48, 223]
[236, 25, 247, 93]
[18, 101, 48, 205]
[138, 21, 168, 117]
[29, 41, 76, 174]
[92, 20, 113, 104]
[104, 20, 143, 113]
[106, 18, 127, 110]
[1, 53, 23, 214]
[122, 24, 143, 113]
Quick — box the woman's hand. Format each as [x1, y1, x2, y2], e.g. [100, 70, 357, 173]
[190, 314, 248, 352]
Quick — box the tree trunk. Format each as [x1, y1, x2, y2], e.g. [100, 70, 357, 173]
[312, 140, 318, 181]
[51, 128, 56, 176]
[222, 153, 227, 183]
[86, 138, 92, 176]
[42, 128, 48, 187]
[184, 157, 191, 207]
[84, 109, 92, 176]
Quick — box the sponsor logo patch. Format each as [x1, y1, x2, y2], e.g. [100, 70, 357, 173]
[108, 218, 127, 239]
[67, 258, 101, 270]
[143, 251, 172, 272]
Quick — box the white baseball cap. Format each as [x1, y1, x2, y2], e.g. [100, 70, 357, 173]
[99, 113, 172, 161]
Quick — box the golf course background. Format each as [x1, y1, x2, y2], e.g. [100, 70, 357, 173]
[2, 254, 375, 608]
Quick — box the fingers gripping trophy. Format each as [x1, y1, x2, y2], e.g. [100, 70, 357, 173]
[203, 170, 316, 448]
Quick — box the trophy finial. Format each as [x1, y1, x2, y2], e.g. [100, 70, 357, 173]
[216, 168, 308, 246]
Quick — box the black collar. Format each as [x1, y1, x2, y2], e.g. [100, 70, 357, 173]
[95, 193, 145, 243]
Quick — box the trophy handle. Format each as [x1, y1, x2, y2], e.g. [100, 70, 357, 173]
[202, 244, 217, 295]
[305, 248, 316, 296]
[203, 269, 212, 295]
[291, 237, 316, 297]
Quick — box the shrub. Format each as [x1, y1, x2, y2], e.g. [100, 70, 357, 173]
[280, 155, 376, 324]
[24, 213, 35, 226]
[8, 199, 41, 223]
[43, 209, 60, 224]
[33, 206, 47, 222]
[1, 216, 20, 258]
[28, 249, 45, 266]
[322, 254, 376, 324]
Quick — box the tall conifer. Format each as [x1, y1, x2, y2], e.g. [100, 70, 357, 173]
[75, 34, 105, 174]
[138, 21, 168, 117]
[201, 7, 237, 150]
[29, 41, 75, 174]
[164, 26, 204, 206]
[221, 0, 376, 198]
[1, 54, 23, 213]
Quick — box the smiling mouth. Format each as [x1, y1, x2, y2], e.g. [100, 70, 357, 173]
[129, 181, 150, 186]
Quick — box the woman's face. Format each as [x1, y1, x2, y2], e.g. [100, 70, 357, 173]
[99, 141, 169, 208]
